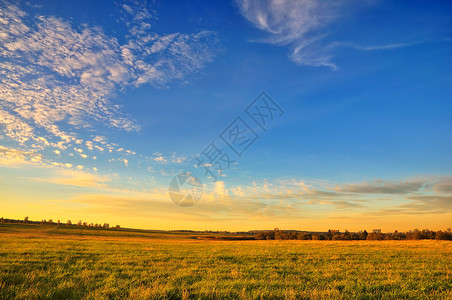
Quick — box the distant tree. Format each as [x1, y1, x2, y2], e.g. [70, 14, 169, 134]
[67, 220, 72, 226]
[255, 231, 275, 240]
[331, 234, 341, 240]
[77, 220, 82, 226]
[386, 230, 403, 240]
[344, 230, 352, 240]
[24, 216, 29, 223]
[436, 230, 445, 240]
[0, 217, 4, 223]
[326, 229, 333, 240]
[312, 234, 325, 240]
[358, 230, 368, 240]
[48, 219, 53, 224]
[267, 231, 275, 239]
[405, 230, 413, 240]
[255, 232, 266, 240]
[297, 232, 311, 240]
[115, 225, 121, 229]
[412, 229, 422, 240]
[367, 231, 384, 240]
[436, 230, 452, 241]
[274, 230, 285, 240]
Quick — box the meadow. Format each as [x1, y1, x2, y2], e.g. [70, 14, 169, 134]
[0, 223, 451, 299]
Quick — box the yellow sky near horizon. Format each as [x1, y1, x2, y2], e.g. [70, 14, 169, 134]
[1, 162, 451, 233]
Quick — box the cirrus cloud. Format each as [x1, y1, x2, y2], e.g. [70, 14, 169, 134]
[236, 0, 342, 69]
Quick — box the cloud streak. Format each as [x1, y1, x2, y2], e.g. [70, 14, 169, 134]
[236, 0, 341, 69]
[336, 179, 427, 194]
[29, 169, 110, 188]
[235, 0, 433, 70]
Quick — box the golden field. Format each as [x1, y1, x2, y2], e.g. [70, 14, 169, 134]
[0, 224, 451, 299]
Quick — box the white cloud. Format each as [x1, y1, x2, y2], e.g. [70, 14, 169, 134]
[236, 0, 419, 70]
[236, 0, 340, 69]
[153, 156, 166, 162]
[0, 2, 219, 155]
[214, 180, 228, 197]
[94, 145, 105, 152]
[0, 145, 42, 166]
[328, 41, 426, 51]
[0, 109, 36, 143]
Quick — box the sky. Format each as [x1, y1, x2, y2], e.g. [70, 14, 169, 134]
[0, 0, 451, 232]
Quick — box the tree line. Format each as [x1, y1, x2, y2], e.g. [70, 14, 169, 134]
[2, 217, 451, 240]
[254, 228, 452, 241]
[0, 217, 121, 230]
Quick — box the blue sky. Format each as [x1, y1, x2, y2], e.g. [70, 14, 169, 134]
[0, 0, 451, 231]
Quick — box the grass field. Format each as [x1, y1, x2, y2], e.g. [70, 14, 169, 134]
[0, 224, 451, 299]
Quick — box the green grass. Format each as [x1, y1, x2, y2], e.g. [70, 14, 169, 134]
[0, 224, 451, 299]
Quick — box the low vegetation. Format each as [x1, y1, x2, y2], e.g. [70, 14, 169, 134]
[255, 228, 452, 241]
[0, 222, 451, 299]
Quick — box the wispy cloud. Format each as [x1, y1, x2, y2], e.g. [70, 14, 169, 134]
[0, 1, 219, 155]
[402, 195, 452, 214]
[432, 178, 452, 194]
[236, 0, 342, 69]
[11, 173, 452, 229]
[235, 0, 432, 70]
[329, 41, 425, 51]
[370, 195, 452, 216]
[29, 168, 110, 188]
[335, 179, 427, 194]
[198, 176, 452, 216]
[201, 178, 367, 212]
